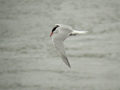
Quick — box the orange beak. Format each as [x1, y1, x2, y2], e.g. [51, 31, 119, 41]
[50, 32, 53, 37]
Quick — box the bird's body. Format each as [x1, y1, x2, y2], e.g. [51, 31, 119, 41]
[50, 24, 87, 68]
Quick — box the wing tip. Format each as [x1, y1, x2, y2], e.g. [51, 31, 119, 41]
[64, 56, 71, 68]
[67, 63, 71, 68]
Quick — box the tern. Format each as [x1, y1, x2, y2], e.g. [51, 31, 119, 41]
[50, 24, 87, 68]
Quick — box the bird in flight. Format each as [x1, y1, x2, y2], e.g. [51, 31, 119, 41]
[50, 24, 87, 68]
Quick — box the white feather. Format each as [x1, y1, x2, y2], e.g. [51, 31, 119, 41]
[71, 30, 88, 35]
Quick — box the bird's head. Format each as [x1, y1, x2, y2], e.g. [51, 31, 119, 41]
[50, 24, 60, 37]
[50, 24, 73, 37]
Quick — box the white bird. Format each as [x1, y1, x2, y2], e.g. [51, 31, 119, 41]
[50, 24, 87, 68]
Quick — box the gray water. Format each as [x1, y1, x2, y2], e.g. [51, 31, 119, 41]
[0, 0, 120, 90]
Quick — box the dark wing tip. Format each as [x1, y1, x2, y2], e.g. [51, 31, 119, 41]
[66, 58, 71, 68]
[68, 64, 71, 68]
[61, 54, 71, 68]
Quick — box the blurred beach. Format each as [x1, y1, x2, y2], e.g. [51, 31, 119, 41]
[0, 0, 120, 90]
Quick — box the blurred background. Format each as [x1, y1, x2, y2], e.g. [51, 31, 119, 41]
[0, 0, 120, 90]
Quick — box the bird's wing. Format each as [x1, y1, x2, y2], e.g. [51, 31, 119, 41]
[70, 30, 88, 36]
[53, 40, 71, 68]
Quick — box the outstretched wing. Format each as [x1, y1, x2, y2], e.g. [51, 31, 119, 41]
[70, 30, 88, 36]
[53, 40, 71, 68]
